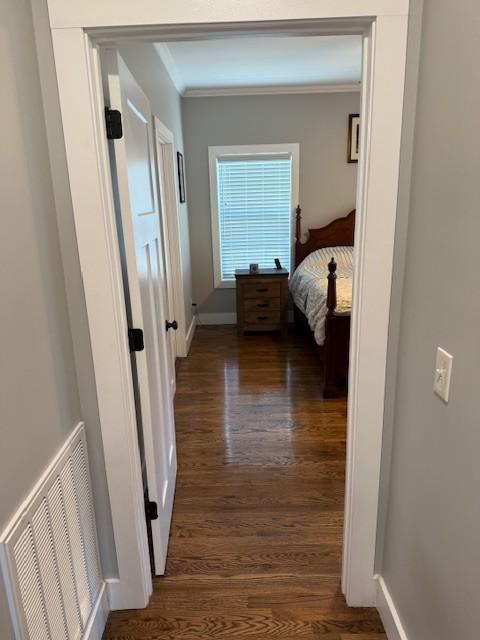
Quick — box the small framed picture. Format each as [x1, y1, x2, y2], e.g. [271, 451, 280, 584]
[348, 114, 360, 163]
[249, 263, 259, 274]
[177, 151, 186, 203]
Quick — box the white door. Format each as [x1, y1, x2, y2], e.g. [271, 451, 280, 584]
[107, 51, 177, 575]
[153, 128, 177, 396]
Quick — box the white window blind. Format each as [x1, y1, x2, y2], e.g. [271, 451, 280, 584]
[216, 155, 293, 282]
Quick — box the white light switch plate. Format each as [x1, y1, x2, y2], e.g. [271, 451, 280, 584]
[433, 347, 453, 403]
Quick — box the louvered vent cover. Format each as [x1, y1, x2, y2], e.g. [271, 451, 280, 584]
[0, 424, 103, 639]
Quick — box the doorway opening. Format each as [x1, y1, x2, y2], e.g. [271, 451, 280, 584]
[104, 33, 362, 597]
[48, 4, 409, 616]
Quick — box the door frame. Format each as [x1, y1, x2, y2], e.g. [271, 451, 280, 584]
[47, 0, 409, 610]
[154, 117, 188, 360]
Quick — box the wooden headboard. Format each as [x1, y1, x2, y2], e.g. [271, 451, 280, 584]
[294, 206, 356, 268]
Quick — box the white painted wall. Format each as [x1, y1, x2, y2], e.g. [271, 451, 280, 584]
[182, 92, 359, 314]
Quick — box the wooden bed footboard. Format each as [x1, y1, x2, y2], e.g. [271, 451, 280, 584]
[324, 315, 350, 398]
[293, 206, 354, 398]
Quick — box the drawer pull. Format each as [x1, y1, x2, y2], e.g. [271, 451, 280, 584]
[256, 287, 268, 293]
[257, 316, 269, 321]
[257, 303, 269, 308]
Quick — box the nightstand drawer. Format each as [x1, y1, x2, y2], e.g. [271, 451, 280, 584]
[243, 281, 281, 299]
[244, 298, 281, 313]
[244, 311, 280, 326]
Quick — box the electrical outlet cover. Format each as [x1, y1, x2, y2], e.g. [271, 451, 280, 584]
[433, 347, 453, 403]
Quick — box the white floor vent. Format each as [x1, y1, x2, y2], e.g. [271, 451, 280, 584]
[0, 423, 105, 639]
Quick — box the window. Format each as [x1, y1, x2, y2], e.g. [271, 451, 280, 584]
[209, 144, 299, 287]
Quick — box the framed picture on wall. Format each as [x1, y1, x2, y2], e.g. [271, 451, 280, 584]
[177, 151, 186, 203]
[348, 114, 360, 163]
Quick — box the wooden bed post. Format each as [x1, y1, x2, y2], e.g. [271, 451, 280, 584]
[324, 257, 344, 398]
[327, 258, 337, 315]
[295, 205, 302, 245]
[291, 209, 354, 398]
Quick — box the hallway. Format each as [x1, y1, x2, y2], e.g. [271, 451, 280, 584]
[103, 326, 385, 639]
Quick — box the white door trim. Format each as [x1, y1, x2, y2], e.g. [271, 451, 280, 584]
[343, 16, 408, 605]
[153, 117, 188, 358]
[47, 1, 410, 610]
[46, 1, 408, 29]
[50, 31, 152, 609]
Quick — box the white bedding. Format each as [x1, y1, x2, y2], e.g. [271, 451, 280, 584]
[289, 246, 353, 346]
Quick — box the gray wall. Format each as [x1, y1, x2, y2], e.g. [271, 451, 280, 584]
[182, 92, 359, 314]
[118, 43, 194, 330]
[0, 0, 114, 635]
[0, 0, 78, 530]
[380, 1, 480, 638]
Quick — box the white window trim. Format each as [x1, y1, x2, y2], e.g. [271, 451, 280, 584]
[208, 143, 300, 288]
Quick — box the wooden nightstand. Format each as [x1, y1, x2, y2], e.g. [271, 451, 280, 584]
[235, 268, 289, 336]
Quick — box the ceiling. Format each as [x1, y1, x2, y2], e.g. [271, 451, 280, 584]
[154, 35, 362, 97]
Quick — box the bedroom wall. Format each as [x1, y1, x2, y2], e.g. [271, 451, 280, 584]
[118, 42, 194, 332]
[182, 92, 360, 317]
[379, 0, 480, 637]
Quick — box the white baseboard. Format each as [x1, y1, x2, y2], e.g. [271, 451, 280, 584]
[197, 312, 237, 325]
[185, 316, 196, 353]
[84, 581, 109, 640]
[376, 575, 409, 640]
[105, 577, 123, 611]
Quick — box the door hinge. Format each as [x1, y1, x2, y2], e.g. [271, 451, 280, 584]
[145, 500, 158, 521]
[128, 328, 144, 352]
[105, 107, 123, 139]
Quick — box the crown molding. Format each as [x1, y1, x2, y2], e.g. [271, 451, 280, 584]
[182, 82, 360, 98]
[154, 43, 185, 95]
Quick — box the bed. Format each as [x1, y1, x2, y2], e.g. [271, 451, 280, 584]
[290, 206, 355, 398]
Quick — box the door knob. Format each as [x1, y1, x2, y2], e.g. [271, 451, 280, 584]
[166, 320, 178, 331]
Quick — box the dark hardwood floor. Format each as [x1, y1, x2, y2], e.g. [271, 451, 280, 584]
[103, 326, 386, 639]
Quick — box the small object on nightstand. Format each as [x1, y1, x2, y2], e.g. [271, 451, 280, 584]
[249, 263, 259, 274]
[235, 267, 289, 336]
[274, 258, 282, 270]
